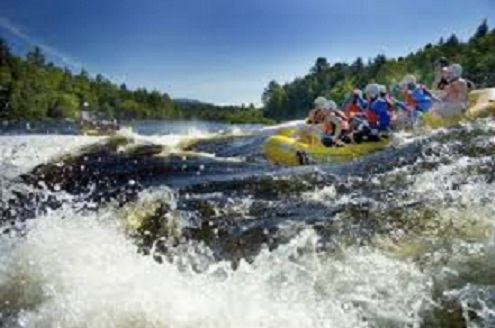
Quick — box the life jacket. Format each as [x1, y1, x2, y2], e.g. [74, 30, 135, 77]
[308, 108, 326, 124]
[402, 90, 416, 110]
[344, 102, 364, 118]
[323, 110, 350, 135]
[323, 119, 333, 135]
[366, 99, 379, 125]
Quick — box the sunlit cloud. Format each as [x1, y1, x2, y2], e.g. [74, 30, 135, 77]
[0, 16, 82, 69]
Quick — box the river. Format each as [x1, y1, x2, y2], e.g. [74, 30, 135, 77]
[0, 119, 494, 327]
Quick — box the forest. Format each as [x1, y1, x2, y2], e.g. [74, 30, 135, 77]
[0, 40, 270, 124]
[262, 20, 495, 121]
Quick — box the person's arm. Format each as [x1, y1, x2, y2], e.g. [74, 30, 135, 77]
[345, 104, 355, 118]
[357, 96, 368, 110]
[422, 86, 442, 102]
[393, 99, 407, 111]
[307, 108, 316, 124]
[328, 114, 342, 139]
[432, 68, 442, 90]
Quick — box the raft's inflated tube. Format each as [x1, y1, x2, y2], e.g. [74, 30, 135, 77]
[263, 128, 389, 166]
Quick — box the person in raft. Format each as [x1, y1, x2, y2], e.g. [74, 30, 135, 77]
[432, 57, 451, 91]
[379, 84, 399, 126]
[307, 96, 329, 124]
[436, 64, 469, 117]
[395, 75, 436, 124]
[306, 97, 348, 147]
[307, 97, 349, 146]
[317, 100, 350, 147]
[365, 83, 391, 139]
[344, 89, 376, 142]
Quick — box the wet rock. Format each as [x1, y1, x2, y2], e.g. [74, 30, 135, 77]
[17, 136, 173, 196]
[119, 198, 180, 251]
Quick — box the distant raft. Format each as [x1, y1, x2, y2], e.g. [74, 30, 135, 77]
[264, 88, 495, 166]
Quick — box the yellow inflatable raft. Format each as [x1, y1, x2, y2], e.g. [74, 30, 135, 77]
[263, 127, 389, 166]
[264, 88, 495, 166]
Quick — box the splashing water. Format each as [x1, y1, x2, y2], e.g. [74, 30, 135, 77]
[1, 119, 495, 327]
[0, 209, 430, 328]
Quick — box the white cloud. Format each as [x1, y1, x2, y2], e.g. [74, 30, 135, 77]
[0, 16, 82, 69]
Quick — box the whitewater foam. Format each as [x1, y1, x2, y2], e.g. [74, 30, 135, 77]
[0, 135, 104, 177]
[0, 209, 431, 328]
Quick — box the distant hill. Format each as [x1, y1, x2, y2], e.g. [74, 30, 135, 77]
[173, 98, 211, 106]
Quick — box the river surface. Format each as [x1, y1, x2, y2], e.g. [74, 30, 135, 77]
[0, 119, 494, 327]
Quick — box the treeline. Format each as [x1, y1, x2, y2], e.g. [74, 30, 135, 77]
[0, 40, 270, 123]
[262, 20, 495, 121]
[174, 101, 274, 124]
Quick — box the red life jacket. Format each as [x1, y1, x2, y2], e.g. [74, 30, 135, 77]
[366, 108, 378, 125]
[344, 103, 363, 118]
[402, 90, 416, 110]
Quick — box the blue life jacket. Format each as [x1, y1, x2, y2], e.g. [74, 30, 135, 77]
[370, 98, 390, 131]
[411, 87, 433, 112]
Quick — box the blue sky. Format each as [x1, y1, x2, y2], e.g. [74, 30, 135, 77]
[0, 0, 494, 105]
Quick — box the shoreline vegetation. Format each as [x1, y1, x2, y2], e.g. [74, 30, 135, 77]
[0, 20, 494, 125]
[0, 39, 273, 125]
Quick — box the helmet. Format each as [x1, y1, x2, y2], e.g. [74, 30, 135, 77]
[353, 89, 363, 98]
[314, 96, 328, 109]
[450, 64, 463, 78]
[378, 84, 387, 94]
[402, 74, 417, 85]
[366, 83, 380, 97]
[326, 100, 337, 110]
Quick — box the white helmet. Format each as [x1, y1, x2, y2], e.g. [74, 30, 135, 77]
[450, 64, 463, 78]
[353, 89, 363, 98]
[378, 84, 387, 94]
[402, 74, 417, 85]
[366, 83, 380, 97]
[314, 96, 328, 109]
[326, 100, 337, 110]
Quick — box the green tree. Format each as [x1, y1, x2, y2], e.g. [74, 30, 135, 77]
[26, 46, 46, 67]
[311, 57, 330, 75]
[47, 93, 79, 119]
[262, 81, 287, 121]
[471, 19, 489, 41]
